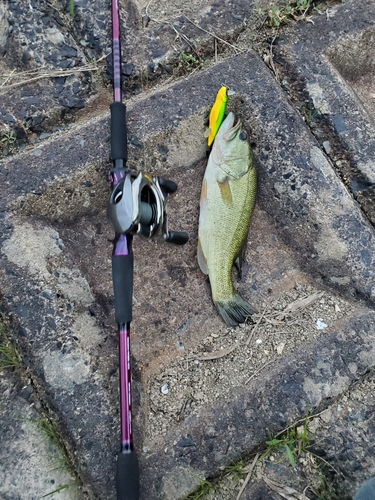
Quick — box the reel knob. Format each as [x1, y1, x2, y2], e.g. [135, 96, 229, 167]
[164, 231, 189, 245]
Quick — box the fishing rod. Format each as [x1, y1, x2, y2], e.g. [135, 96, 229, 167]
[107, 1, 189, 498]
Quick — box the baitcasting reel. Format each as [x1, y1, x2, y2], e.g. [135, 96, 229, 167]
[107, 170, 189, 245]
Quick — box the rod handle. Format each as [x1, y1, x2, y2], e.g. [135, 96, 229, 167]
[112, 253, 133, 324]
[111, 102, 127, 162]
[116, 451, 139, 500]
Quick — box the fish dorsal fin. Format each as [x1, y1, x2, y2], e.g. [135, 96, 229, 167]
[197, 238, 209, 275]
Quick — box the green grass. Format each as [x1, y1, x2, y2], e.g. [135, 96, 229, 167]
[40, 482, 76, 498]
[0, 320, 21, 370]
[69, 0, 74, 17]
[267, 0, 315, 28]
[178, 51, 206, 73]
[188, 477, 215, 499]
[315, 473, 339, 500]
[187, 461, 247, 499]
[27, 417, 63, 450]
[262, 413, 311, 467]
[26, 417, 79, 499]
[0, 129, 17, 156]
[262, 412, 341, 498]
[225, 460, 245, 485]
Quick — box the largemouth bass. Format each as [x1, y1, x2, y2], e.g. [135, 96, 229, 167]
[198, 112, 257, 326]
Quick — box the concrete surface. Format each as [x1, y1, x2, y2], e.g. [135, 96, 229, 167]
[1, 0, 375, 499]
[0, 367, 77, 500]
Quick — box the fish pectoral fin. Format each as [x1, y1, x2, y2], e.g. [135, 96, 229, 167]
[200, 178, 208, 204]
[197, 238, 209, 275]
[217, 179, 233, 205]
[234, 240, 247, 279]
[204, 127, 211, 138]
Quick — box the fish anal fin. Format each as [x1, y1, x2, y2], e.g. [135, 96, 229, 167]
[217, 179, 232, 205]
[197, 238, 209, 275]
[234, 240, 247, 278]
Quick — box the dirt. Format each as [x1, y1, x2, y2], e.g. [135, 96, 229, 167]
[144, 283, 354, 441]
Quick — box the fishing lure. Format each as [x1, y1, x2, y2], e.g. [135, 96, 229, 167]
[206, 86, 228, 147]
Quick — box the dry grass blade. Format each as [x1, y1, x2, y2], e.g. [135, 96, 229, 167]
[196, 342, 239, 361]
[184, 16, 244, 54]
[245, 307, 267, 346]
[263, 477, 309, 500]
[0, 57, 106, 93]
[274, 409, 325, 439]
[245, 359, 274, 384]
[236, 453, 259, 500]
[283, 291, 324, 314]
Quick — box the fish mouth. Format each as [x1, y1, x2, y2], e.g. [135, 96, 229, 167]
[221, 112, 242, 142]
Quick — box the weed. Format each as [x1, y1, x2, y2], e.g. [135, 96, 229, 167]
[40, 482, 76, 498]
[26, 416, 78, 498]
[27, 417, 63, 450]
[267, 0, 314, 28]
[263, 414, 310, 467]
[314, 473, 339, 500]
[261, 413, 341, 498]
[69, 0, 74, 17]
[300, 98, 322, 127]
[178, 51, 206, 74]
[225, 460, 245, 484]
[0, 129, 17, 155]
[188, 477, 215, 499]
[0, 320, 21, 370]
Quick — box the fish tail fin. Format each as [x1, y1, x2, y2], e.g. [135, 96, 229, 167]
[215, 294, 257, 327]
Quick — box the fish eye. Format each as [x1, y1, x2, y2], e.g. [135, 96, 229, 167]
[239, 131, 247, 141]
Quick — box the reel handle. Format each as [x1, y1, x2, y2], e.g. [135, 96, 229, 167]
[164, 231, 189, 245]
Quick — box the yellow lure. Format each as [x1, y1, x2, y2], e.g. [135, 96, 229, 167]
[207, 86, 228, 147]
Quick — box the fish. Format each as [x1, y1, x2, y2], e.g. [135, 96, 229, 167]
[198, 111, 258, 326]
[206, 86, 228, 147]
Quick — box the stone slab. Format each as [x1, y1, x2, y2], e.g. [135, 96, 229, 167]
[0, 0, 284, 150]
[1, 45, 375, 500]
[0, 368, 78, 500]
[272, 0, 375, 224]
[0, 0, 95, 139]
[239, 372, 375, 500]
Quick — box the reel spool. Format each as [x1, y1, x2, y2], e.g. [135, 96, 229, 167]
[108, 171, 188, 245]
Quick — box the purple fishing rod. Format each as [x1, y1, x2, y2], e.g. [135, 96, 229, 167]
[107, 1, 188, 498]
[108, 1, 139, 498]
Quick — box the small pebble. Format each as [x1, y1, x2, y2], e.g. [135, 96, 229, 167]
[316, 318, 328, 330]
[161, 384, 168, 395]
[256, 339, 262, 344]
[323, 140, 332, 154]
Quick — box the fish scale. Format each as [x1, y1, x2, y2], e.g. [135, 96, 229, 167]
[198, 112, 258, 326]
